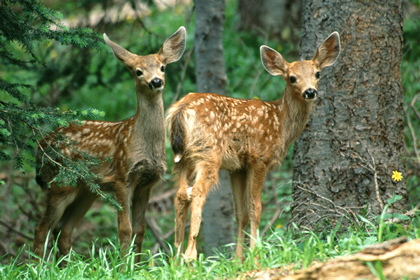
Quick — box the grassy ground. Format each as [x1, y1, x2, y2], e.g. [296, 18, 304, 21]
[2, 207, 418, 279]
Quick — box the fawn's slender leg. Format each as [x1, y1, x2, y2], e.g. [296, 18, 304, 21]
[56, 188, 98, 256]
[174, 168, 193, 254]
[34, 185, 77, 259]
[230, 170, 249, 259]
[131, 184, 153, 262]
[247, 161, 267, 250]
[184, 161, 220, 260]
[114, 181, 133, 253]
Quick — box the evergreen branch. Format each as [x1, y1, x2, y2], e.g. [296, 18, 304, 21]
[0, 78, 32, 102]
[27, 120, 120, 209]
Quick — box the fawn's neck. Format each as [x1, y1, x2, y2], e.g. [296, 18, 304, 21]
[131, 85, 166, 161]
[279, 87, 313, 148]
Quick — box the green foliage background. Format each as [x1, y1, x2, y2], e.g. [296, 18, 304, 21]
[0, 0, 418, 264]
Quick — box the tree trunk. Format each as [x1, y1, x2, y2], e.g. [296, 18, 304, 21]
[292, 1, 407, 228]
[194, 0, 234, 256]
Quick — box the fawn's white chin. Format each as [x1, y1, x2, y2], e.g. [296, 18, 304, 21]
[153, 86, 164, 92]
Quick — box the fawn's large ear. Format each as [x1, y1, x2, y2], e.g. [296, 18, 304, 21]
[312, 32, 341, 69]
[158, 26, 186, 65]
[103, 34, 136, 66]
[260, 45, 289, 77]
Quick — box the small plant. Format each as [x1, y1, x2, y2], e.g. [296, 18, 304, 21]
[366, 260, 386, 280]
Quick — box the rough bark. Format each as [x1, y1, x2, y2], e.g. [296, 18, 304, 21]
[249, 237, 420, 280]
[292, 1, 407, 228]
[194, 0, 234, 255]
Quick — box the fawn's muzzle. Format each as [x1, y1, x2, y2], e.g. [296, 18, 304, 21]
[303, 88, 317, 100]
[149, 78, 164, 90]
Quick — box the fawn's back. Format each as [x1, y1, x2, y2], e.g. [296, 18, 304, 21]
[167, 92, 296, 171]
[36, 118, 136, 190]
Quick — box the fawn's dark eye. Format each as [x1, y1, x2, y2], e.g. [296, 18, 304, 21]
[289, 76, 297, 83]
[160, 66, 165, 72]
[315, 71, 320, 79]
[135, 69, 143, 76]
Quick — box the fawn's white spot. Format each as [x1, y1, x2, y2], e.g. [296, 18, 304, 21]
[174, 154, 182, 163]
[187, 187, 193, 200]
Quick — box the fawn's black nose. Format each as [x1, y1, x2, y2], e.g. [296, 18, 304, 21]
[150, 78, 163, 89]
[303, 88, 317, 99]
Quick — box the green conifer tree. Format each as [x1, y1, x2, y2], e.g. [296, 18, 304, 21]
[0, 0, 117, 205]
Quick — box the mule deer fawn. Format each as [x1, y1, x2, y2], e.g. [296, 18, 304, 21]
[34, 27, 186, 261]
[166, 32, 340, 260]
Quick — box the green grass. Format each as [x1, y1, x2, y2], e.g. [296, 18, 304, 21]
[1, 213, 418, 279]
